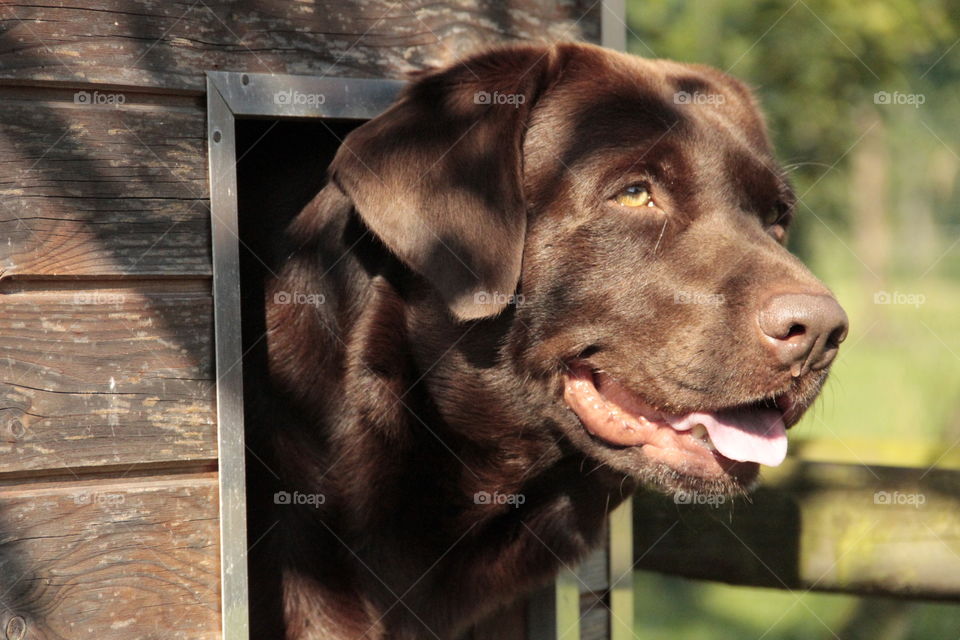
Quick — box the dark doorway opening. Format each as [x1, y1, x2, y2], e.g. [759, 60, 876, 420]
[234, 118, 363, 631]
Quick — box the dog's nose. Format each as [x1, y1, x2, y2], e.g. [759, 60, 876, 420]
[758, 293, 848, 376]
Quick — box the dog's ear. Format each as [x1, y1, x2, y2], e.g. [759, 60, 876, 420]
[330, 45, 560, 321]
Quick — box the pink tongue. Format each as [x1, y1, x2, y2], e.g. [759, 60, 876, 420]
[667, 408, 787, 466]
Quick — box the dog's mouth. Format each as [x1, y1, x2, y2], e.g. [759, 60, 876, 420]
[563, 362, 794, 481]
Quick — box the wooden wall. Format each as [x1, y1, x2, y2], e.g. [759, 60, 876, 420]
[0, 2, 600, 638]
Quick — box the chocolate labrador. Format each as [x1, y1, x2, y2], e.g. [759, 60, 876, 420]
[249, 41, 848, 639]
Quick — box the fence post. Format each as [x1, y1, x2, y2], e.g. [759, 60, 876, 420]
[608, 500, 634, 639]
[528, 565, 582, 640]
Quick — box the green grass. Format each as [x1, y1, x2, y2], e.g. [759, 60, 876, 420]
[792, 236, 960, 453]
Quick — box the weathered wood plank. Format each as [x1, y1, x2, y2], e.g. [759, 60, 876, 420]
[0, 97, 210, 279]
[0, 289, 216, 475]
[580, 602, 609, 640]
[0, 473, 220, 639]
[577, 530, 611, 640]
[633, 462, 960, 600]
[0, 0, 601, 92]
[576, 544, 608, 593]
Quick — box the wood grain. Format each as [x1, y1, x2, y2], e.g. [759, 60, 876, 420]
[580, 602, 609, 640]
[0, 473, 220, 639]
[0, 96, 210, 279]
[576, 544, 608, 594]
[0, 1, 601, 93]
[0, 289, 216, 476]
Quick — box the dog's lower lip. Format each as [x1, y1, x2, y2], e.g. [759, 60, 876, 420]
[563, 362, 788, 468]
[562, 363, 729, 471]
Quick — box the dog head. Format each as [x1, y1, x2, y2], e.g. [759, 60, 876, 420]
[329, 42, 848, 496]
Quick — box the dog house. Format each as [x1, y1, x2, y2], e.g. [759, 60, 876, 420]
[0, 2, 631, 638]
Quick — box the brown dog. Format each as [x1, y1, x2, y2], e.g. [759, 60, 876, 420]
[250, 41, 848, 639]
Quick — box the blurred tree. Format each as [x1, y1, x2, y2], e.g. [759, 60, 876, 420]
[626, 0, 960, 271]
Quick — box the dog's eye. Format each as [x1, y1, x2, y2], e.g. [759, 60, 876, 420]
[766, 204, 791, 243]
[613, 184, 655, 208]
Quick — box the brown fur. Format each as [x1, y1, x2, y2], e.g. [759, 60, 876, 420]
[248, 42, 843, 639]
